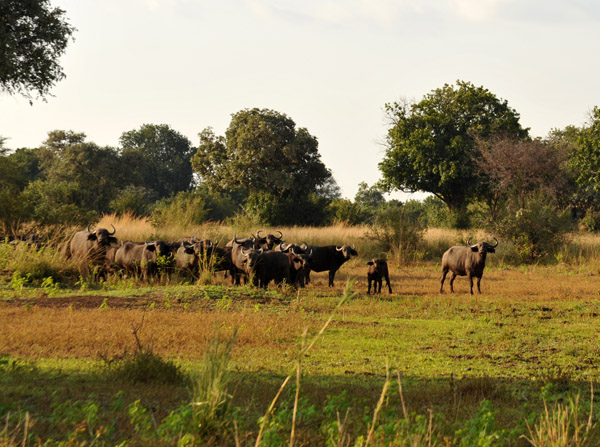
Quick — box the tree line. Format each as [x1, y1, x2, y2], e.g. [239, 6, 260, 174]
[2, 82, 600, 242]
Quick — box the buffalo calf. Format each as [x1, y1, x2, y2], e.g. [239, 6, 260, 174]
[367, 258, 392, 294]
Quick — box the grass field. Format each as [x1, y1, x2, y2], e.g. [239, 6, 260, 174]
[2, 222, 600, 446]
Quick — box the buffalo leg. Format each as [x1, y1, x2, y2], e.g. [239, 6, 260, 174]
[376, 278, 382, 294]
[385, 274, 392, 294]
[468, 274, 474, 295]
[449, 272, 457, 293]
[367, 278, 372, 294]
[476, 276, 482, 293]
[440, 269, 448, 293]
[328, 269, 338, 287]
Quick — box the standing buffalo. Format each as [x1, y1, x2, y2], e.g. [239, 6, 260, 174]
[300, 244, 358, 287]
[66, 225, 117, 269]
[367, 258, 392, 294]
[440, 238, 498, 294]
[115, 240, 176, 280]
[254, 230, 284, 250]
[175, 239, 216, 275]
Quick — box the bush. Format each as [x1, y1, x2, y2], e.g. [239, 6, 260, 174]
[244, 191, 330, 226]
[366, 206, 425, 263]
[327, 198, 370, 225]
[110, 185, 156, 216]
[580, 209, 600, 232]
[151, 190, 209, 228]
[494, 193, 573, 263]
[107, 317, 184, 385]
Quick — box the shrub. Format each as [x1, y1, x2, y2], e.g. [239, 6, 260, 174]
[366, 206, 425, 263]
[109, 185, 156, 216]
[108, 317, 184, 385]
[151, 190, 209, 228]
[494, 193, 573, 263]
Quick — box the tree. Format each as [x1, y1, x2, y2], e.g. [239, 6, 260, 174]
[565, 107, 600, 212]
[475, 136, 570, 221]
[379, 81, 528, 214]
[192, 108, 337, 224]
[0, 0, 76, 101]
[17, 130, 126, 224]
[120, 124, 195, 199]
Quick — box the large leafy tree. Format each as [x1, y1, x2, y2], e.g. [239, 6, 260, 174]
[192, 108, 337, 224]
[379, 81, 528, 211]
[0, 0, 76, 101]
[19, 130, 125, 224]
[120, 124, 195, 199]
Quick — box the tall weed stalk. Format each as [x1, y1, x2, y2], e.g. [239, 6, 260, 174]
[190, 328, 238, 436]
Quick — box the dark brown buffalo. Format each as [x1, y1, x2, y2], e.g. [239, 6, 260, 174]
[367, 258, 392, 294]
[255, 230, 284, 250]
[66, 225, 117, 268]
[175, 239, 216, 274]
[115, 241, 176, 280]
[300, 244, 358, 287]
[285, 251, 311, 288]
[440, 238, 498, 294]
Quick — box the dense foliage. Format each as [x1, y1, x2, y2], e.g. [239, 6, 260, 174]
[0, 0, 76, 101]
[379, 81, 529, 212]
[1, 82, 600, 264]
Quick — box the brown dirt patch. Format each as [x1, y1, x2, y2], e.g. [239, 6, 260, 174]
[1, 295, 155, 310]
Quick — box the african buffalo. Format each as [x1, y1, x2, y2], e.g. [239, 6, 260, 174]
[440, 238, 498, 294]
[255, 230, 284, 250]
[367, 258, 392, 294]
[175, 239, 216, 274]
[300, 244, 358, 287]
[115, 240, 176, 280]
[66, 225, 117, 270]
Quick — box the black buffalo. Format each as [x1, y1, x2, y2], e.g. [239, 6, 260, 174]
[440, 238, 498, 294]
[367, 258, 392, 294]
[300, 244, 358, 287]
[254, 230, 284, 250]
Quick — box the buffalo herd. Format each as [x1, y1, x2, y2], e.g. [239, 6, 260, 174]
[65, 227, 359, 290]
[61, 226, 499, 294]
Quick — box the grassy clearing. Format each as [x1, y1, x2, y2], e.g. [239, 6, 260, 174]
[3, 225, 600, 445]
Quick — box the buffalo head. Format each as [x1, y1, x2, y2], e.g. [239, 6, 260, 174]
[87, 225, 117, 246]
[467, 238, 498, 256]
[336, 245, 358, 260]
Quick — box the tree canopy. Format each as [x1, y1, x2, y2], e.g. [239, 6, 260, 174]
[0, 0, 76, 101]
[192, 108, 336, 198]
[120, 124, 195, 199]
[379, 80, 528, 211]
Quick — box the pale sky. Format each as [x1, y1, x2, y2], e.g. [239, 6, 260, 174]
[1, 0, 599, 200]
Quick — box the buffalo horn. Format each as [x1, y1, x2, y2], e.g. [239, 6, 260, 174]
[467, 238, 477, 248]
[276, 230, 283, 239]
[87, 225, 92, 233]
[336, 246, 343, 251]
[489, 237, 499, 248]
[241, 247, 251, 256]
[256, 230, 264, 238]
[108, 224, 116, 235]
